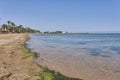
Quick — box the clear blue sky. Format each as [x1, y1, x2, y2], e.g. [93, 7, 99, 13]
[0, 0, 120, 32]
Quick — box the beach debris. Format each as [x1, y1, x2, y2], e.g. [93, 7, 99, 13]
[0, 73, 12, 80]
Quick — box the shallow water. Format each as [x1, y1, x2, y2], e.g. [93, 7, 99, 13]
[27, 33, 120, 80]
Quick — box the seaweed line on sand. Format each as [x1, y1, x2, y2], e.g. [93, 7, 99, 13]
[22, 34, 83, 80]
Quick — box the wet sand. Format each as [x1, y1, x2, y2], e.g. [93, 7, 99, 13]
[0, 34, 41, 80]
[35, 46, 120, 80]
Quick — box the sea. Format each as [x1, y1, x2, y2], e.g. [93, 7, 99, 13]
[27, 33, 120, 80]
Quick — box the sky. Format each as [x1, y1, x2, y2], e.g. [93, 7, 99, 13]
[0, 0, 120, 33]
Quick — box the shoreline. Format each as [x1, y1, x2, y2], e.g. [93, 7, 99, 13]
[28, 34, 120, 80]
[0, 33, 82, 80]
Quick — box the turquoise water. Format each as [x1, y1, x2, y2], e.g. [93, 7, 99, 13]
[27, 33, 120, 57]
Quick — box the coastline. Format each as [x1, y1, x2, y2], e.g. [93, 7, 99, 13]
[28, 34, 120, 80]
[1, 33, 120, 80]
[0, 33, 82, 80]
[0, 34, 41, 80]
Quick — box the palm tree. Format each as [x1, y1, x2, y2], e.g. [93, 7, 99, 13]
[11, 22, 15, 33]
[7, 21, 11, 27]
[2, 24, 8, 33]
[18, 25, 23, 33]
[7, 21, 11, 32]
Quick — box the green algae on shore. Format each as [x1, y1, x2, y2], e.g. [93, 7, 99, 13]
[22, 35, 83, 80]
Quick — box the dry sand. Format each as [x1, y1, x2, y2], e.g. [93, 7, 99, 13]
[0, 34, 41, 80]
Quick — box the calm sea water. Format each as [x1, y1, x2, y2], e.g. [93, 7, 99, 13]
[27, 33, 120, 57]
[27, 33, 120, 80]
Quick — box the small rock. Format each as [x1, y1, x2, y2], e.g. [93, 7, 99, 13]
[0, 73, 12, 80]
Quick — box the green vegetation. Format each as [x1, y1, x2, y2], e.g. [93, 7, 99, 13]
[21, 43, 38, 59]
[0, 20, 64, 34]
[21, 39, 83, 80]
[44, 31, 63, 34]
[0, 19, 82, 80]
[39, 68, 55, 80]
[21, 43, 30, 53]
[38, 67, 82, 80]
[0, 20, 40, 33]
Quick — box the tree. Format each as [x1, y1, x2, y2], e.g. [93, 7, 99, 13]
[7, 21, 11, 32]
[1, 24, 8, 33]
[18, 25, 23, 33]
[0, 20, 40, 33]
[11, 22, 15, 32]
[7, 21, 11, 27]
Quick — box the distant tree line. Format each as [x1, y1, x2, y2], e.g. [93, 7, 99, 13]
[44, 31, 63, 34]
[0, 19, 64, 34]
[0, 21, 40, 33]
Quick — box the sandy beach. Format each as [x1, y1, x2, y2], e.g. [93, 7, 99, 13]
[1, 33, 120, 80]
[0, 34, 41, 80]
